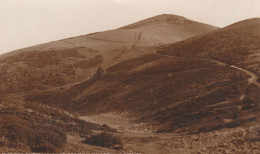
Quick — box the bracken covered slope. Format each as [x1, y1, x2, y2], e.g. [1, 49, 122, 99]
[0, 14, 220, 153]
[28, 19, 260, 135]
[0, 14, 218, 94]
[159, 18, 260, 75]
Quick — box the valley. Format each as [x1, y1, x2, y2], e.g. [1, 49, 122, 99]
[0, 14, 259, 153]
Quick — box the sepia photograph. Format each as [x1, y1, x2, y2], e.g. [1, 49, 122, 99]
[0, 0, 259, 153]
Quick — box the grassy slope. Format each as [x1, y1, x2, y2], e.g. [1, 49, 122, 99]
[25, 19, 260, 134]
[26, 53, 257, 133]
[0, 14, 217, 94]
[158, 18, 260, 75]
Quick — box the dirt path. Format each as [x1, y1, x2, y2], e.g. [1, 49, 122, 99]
[230, 65, 260, 100]
[87, 36, 131, 43]
[131, 31, 142, 49]
[153, 51, 260, 101]
[197, 57, 227, 67]
[230, 65, 260, 87]
[153, 52, 259, 85]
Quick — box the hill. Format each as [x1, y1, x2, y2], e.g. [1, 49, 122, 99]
[1, 16, 259, 153]
[159, 18, 260, 75]
[0, 14, 220, 152]
[0, 14, 218, 94]
[24, 18, 260, 153]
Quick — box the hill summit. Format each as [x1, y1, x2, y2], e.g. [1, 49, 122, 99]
[120, 14, 195, 29]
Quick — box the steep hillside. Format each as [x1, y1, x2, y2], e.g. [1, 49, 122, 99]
[0, 14, 218, 94]
[31, 52, 257, 131]
[25, 50, 260, 153]
[23, 18, 260, 153]
[159, 18, 260, 75]
[24, 18, 259, 132]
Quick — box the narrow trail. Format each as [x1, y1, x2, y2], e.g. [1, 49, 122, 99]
[87, 36, 131, 43]
[197, 57, 227, 67]
[131, 31, 142, 49]
[9, 31, 143, 96]
[230, 65, 260, 87]
[153, 51, 260, 101]
[105, 31, 143, 69]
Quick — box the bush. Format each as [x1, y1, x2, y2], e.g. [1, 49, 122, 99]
[198, 127, 207, 133]
[31, 144, 57, 153]
[209, 124, 224, 131]
[225, 121, 241, 128]
[257, 77, 260, 83]
[82, 132, 123, 150]
[241, 98, 255, 110]
[242, 98, 254, 104]
[242, 104, 253, 110]
[96, 67, 105, 79]
[231, 112, 239, 119]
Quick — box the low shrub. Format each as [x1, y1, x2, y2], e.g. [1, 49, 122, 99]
[225, 121, 241, 128]
[257, 77, 260, 83]
[241, 104, 254, 110]
[31, 144, 58, 153]
[209, 124, 224, 131]
[198, 127, 207, 133]
[82, 132, 123, 150]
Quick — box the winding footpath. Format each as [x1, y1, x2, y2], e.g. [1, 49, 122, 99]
[153, 51, 260, 100]
[230, 65, 260, 87]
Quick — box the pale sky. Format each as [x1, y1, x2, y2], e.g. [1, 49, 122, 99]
[0, 0, 259, 54]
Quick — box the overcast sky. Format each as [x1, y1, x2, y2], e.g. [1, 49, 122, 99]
[0, 0, 259, 54]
